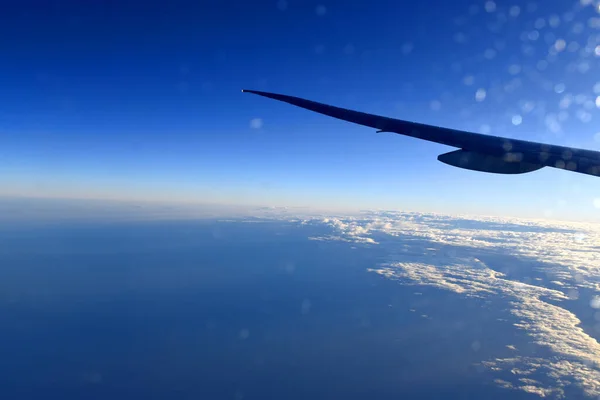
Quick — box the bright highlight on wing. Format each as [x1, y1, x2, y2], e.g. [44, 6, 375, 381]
[243, 90, 600, 178]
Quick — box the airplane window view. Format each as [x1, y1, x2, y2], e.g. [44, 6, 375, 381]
[1, 0, 600, 399]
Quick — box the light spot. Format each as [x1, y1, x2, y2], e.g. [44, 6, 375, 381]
[284, 262, 295, 273]
[536, 60, 548, 71]
[554, 39, 566, 52]
[558, 111, 569, 122]
[554, 83, 566, 94]
[567, 41, 580, 52]
[508, 64, 521, 75]
[480, 124, 491, 134]
[528, 30, 540, 41]
[475, 88, 487, 102]
[485, 1, 497, 13]
[471, 341, 481, 351]
[250, 118, 263, 129]
[595, 46, 600, 56]
[276, 0, 288, 11]
[463, 75, 475, 86]
[521, 101, 535, 113]
[577, 110, 592, 123]
[596, 96, 600, 108]
[549, 15, 560, 28]
[430, 100, 441, 111]
[315, 5, 327, 16]
[301, 299, 312, 314]
[534, 18, 545, 30]
[512, 115, 523, 125]
[578, 62, 590, 74]
[401, 42, 413, 55]
[509, 6, 521, 17]
[572, 22, 585, 34]
[567, 288, 579, 300]
[591, 296, 600, 308]
[593, 82, 600, 94]
[454, 32, 467, 43]
[555, 160, 566, 169]
[239, 329, 250, 339]
[484, 48, 497, 59]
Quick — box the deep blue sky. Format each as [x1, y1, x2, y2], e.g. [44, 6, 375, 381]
[1, 0, 599, 220]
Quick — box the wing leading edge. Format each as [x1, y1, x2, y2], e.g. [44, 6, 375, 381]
[242, 89, 600, 177]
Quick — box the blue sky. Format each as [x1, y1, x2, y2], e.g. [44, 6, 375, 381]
[1, 0, 599, 220]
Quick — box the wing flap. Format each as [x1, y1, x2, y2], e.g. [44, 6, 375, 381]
[438, 149, 544, 174]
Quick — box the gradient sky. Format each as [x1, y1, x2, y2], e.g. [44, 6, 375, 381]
[1, 0, 599, 221]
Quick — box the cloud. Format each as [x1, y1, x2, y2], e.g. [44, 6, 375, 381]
[296, 211, 600, 398]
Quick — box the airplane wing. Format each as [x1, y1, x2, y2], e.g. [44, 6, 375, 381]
[242, 89, 600, 177]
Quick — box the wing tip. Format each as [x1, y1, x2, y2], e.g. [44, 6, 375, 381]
[242, 89, 262, 95]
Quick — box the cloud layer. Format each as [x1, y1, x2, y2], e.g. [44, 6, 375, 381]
[297, 212, 600, 398]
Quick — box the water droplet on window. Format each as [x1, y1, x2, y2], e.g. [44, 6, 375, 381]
[577, 110, 592, 123]
[454, 32, 467, 43]
[485, 1, 499, 13]
[475, 88, 487, 102]
[534, 18, 546, 29]
[250, 118, 263, 129]
[315, 5, 327, 16]
[301, 299, 312, 314]
[554, 39, 566, 52]
[508, 64, 521, 75]
[536, 60, 548, 70]
[528, 30, 540, 41]
[463, 75, 475, 86]
[511, 115, 523, 125]
[484, 48, 497, 59]
[554, 83, 566, 93]
[567, 41, 580, 52]
[276, 0, 288, 11]
[239, 329, 250, 339]
[596, 96, 600, 108]
[430, 100, 441, 111]
[548, 15, 561, 28]
[579, 62, 591, 73]
[480, 124, 491, 134]
[509, 6, 521, 17]
[401, 42, 413, 55]
[572, 22, 584, 34]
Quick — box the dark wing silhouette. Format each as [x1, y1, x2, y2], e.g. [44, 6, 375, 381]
[243, 89, 600, 177]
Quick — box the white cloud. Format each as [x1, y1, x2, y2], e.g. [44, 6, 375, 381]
[298, 211, 600, 398]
